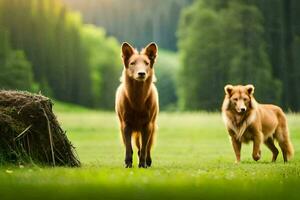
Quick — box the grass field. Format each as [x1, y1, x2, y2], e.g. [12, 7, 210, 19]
[0, 103, 300, 200]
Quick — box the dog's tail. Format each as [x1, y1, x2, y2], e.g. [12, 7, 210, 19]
[277, 134, 294, 161]
[286, 139, 294, 160]
[276, 115, 294, 161]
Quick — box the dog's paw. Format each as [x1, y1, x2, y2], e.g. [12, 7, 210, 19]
[146, 158, 152, 167]
[252, 153, 261, 161]
[125, 163, 132, 168]
[272, 151, 279, 162]
[125, 160, 133, 168]
[138, 162, 147, 168]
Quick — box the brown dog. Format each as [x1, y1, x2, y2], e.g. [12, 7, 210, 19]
[222, 84, 294, 163]
[115, 42, 159, 168]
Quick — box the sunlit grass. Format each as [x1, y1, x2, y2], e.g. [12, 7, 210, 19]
[0, 106, 300, 199]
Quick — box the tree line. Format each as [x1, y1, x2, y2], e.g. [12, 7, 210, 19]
[178, 0, 300, 111]
[62, 0, 193, 51]
[0, 0, 121, 109]
[0, 0, 182, 111]
[1, 0, 299, 112]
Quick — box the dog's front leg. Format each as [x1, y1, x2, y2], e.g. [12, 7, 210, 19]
[252, 132, 263, 161]
[123, 125, 133, 168]
[139, 125, 151, 168]
[228, 129, 242, 163]
[229, 130, 241, 163]
[231, 137, 241, 163]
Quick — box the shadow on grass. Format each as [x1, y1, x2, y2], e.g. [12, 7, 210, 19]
[0, 178, 299, 200]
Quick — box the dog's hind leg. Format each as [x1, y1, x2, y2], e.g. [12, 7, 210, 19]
[276, 127, 294, 162]
[264, 137, 279, 162]
[134, 133, 141, 157]
[275, 111, 294, 162]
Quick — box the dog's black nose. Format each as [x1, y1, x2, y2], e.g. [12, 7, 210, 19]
[241, 108, 246, 112]
[138, 72, 146, 77]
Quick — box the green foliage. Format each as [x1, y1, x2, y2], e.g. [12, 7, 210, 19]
[0, 0, 122, 109]
[178, 0, 281, 110]
[155, 50, 179, 111]
[254, 0, 300, 111]
[0, 30, 35, 91]
[63, 0, 192, 51]
[0, 50, 35, 91]
[222, 1, 282, 104]
[81, 25, 121, 109]
[1, 0, 299, 111]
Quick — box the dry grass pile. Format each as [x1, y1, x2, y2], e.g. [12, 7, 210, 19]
[0, 90, 80, 166]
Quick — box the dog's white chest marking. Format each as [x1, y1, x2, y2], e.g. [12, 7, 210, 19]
[222, 111, 256, 141]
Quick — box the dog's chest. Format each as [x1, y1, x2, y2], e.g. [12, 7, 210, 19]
[223, 111, 256, 141]
[124, 107, 151, 130]
[240, 129, 254, 142]
[232, 122, 254, 142]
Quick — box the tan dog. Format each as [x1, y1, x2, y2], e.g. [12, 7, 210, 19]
[115, 42, 159, 168]
[222, 84, 294, 163]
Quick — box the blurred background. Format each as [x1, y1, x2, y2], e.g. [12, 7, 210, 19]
[0, 0, 299, 112]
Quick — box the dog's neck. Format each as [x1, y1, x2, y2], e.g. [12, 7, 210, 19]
[124, 74, 153, 110]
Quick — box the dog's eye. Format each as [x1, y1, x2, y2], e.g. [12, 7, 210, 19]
[130, 61, 136, 65]
[144, 61, 149, 65]
[243, 98, 248, 101]
[233, 98, 238, 101]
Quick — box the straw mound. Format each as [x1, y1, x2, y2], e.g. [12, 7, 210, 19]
[0, 90, 80, 167]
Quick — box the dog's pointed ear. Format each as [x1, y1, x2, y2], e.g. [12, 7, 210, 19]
[144, 42, 158, 63]
[246, 84, 255, 95]
[121, 42, 135, 66]
[224, 84, 233, 95]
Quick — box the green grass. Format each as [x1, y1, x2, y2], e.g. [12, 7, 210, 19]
[0, 105, 300, 200]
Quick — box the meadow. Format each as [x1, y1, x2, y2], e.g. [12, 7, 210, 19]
[0, 103, 299, 200]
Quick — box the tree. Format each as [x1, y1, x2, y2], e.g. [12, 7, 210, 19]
[81, 24, 121, 109]
[0, 0, 121, 109]
[178, 0, 281, 110]
[62, 0, 192, 51]
[155, 51, 179, 110]
[254, 0, 300, 111]
[0, 30, 35, 91]
[223, 1, 281, 104]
